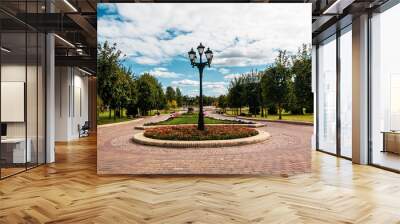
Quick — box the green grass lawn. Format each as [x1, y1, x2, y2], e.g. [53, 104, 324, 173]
[97, 109, 134, 125]
[225, 108, 314, 123]
[148, 109, 176, 116]
[151, 113, 243, 125]
[255, 114, 314, 123]
[98, 109, 181, 125]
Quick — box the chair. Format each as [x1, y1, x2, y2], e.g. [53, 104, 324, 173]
[79, 121, 90, 138]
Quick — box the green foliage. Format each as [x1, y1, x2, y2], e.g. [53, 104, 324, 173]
[97, 95, 104, 111]
[97, 41, 140, 120]
[261, 50, 291, 119]
[182, 95, 195, 107]
[167, 100, 178, 110]
[201, 96, 218, 106]
[136, 73, 164, 115]
[153, 77, 165, 112]
[165, 86, 176, 102]
[243, 71, 261, 115]
[217, 95, 228, 112]
[97, 41, 123, 112]
[176, 88, 183, 107]
[289, 44, 312, 114]
[227, 77, 246, 114]
[225, 45, 312, 120]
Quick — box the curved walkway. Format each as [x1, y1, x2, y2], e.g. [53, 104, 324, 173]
[97, 113, 312, 175]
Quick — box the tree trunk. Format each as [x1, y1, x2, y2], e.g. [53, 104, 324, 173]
[109, 108, 112, 119]
[115, 107, 120, 118]
[278, 104, 282, 120]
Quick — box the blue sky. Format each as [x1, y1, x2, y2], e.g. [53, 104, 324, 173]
[97, 3, 311, 96]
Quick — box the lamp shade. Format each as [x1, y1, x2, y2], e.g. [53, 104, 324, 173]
[188, 48, 196, 61]
[197, 43, 205, 55]
[205, 48, 213, 63]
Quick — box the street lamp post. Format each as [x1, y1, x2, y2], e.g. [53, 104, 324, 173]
[188, 43, 213, 131]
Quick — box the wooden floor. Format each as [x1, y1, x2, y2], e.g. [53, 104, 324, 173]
[1, 135, 400, 223]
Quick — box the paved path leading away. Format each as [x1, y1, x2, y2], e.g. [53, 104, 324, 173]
[97, 113, 312, 175]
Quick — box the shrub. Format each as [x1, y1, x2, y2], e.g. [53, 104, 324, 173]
[143, 125, 258, 141]
[126, 104, 138, 117]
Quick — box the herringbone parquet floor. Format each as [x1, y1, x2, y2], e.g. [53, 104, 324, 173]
[1, 135, 400, 223]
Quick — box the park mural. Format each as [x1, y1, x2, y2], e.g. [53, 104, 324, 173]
[97, 3, 313, 175]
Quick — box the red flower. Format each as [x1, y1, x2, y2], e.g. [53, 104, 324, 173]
[143, 125, 258, 141]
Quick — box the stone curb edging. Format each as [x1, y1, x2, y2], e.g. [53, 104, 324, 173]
[97, 118, 144, 128]
[132, 130, 271, 148]
[135, 123, 266, 130]
[235, 116, 313, 126]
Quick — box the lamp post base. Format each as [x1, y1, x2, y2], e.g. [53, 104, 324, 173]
[198, 111, 205, 131]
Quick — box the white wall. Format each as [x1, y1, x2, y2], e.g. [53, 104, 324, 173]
[54, 67, 89, 141]
[0, 65, 40, 138]
[55, 66, 69, 141]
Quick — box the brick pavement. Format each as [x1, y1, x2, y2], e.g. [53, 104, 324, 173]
[97, 114, 312, 176]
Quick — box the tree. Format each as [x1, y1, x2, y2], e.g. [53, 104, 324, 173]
[227, 77, 246, 115]
[97, 41, 123, 118]
[125, 69, 139, 117]
[290, 44, 312, 114]
[176, 88, 183, 108]
[243, 71, 261, 116]
[112, 66, 134, 119]
[166, 86, 176, 102]
[167, 100, 178, 111]
[217, 95, 228, 113]
[97, 95, 104, 119]
[136, 73, 159, 115]
[155, 81, 166, 112]
[261, 50, 291, 120]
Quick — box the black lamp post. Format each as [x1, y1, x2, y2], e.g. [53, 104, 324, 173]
[188, 43, 213, 131]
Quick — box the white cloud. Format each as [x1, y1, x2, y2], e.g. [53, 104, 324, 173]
[224, 73, 243, 79]
[98, 3, 311, 67]
[171, 79, 198, 86]
[187, 89, 199, 97]
[148, 67, 183, 78]
[218, 68, 230, 74]
[171, 79, 228, 96]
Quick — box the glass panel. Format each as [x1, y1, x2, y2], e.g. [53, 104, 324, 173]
[317, 35, 337, 154]
[371, 3, 400, 171]
[0, 0, 46, 178]
[38, 32, 45, 165]
[27, 31, 38, 169]
[340, 26, 352, 158]
[26, 0, 39, 169]
[1, 30, 27, 177]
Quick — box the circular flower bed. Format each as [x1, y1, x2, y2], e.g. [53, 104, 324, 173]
[143, 125, 258, 141]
